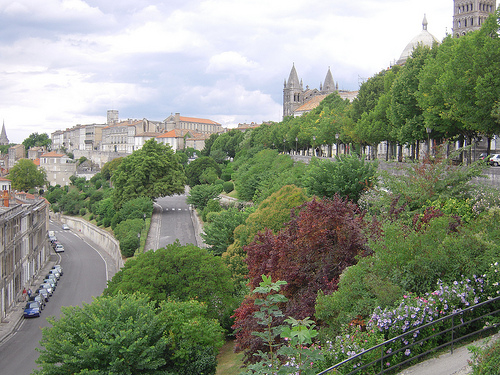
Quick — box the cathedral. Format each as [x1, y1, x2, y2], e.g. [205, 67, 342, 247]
[452, 0, 496, 37]
[0, 122, 9, 146]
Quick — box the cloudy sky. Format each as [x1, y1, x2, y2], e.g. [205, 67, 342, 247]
[1, 0, 459, 144]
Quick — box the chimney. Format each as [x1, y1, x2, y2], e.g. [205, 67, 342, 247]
[2, 190, 9, 207]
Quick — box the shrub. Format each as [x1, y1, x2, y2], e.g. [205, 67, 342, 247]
[469, 338, 500, 375]
[119, 233, 139, 258]
[223, 181, 234, 194]
[79, 208, 87, 216]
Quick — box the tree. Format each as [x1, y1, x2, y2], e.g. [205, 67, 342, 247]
[112, 139, 186, 208]
[185, 156, 221, 187]
[303, 155, 377, 203]
[8, 159, 47, 192]
[202, 206, 250, 256]
[34, 292, 224, 375]
[104, 242, 237, 329]
[186, 184, 223, 210]
[233, 196, 375, 362]
[101, 157, 123, 180]
[210, 129, 245, 159]
[22, 132, 51, 154]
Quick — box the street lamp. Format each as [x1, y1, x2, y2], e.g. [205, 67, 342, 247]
[335, 133, 340, 157]
[312, 136, 316, 156]
[295, 137, 298, 154]
[283, 138, 286, 153]
[137, 232, 141, 249]
[426, 127, 432, 156]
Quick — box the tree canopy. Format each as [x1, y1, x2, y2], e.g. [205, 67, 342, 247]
[8, 159, 47, 191]
[22, 132, 51, 154]
[34, 292, 224, 375]
[111, 139, 186, 208]
[104, 242, 237, 329]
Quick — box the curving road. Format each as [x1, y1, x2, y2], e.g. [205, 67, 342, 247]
[0, 222, 108, 375]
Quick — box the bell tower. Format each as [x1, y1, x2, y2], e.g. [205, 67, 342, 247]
[453, 0, 496, 37]
[283, 63, 304, 118]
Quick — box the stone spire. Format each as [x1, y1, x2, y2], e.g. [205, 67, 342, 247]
[0, 121, 9, 145]
[286, 63, 301, 89]
[323, 67, 335, 92]
[422, 14, 428, 31]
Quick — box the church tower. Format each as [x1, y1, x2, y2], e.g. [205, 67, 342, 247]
[453, 0, 496, 37]
[283, 63, 304, 118]
[0, 121, 9, 145]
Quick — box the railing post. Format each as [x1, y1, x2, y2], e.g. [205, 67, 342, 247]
[381, 344, 384, 374]
[451, 315, 455, 355]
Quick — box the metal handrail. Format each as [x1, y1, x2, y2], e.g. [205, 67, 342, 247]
[316, 295, 500, 375]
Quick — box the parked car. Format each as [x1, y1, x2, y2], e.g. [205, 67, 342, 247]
[36, 288, 50, 302]
[23, 301, 41, 318]
[48, 230, 55, 237]
[54, 244, 64, 253]
[49, 269, 60, 279]
[28, 294, 46, 310]
[48, 235, 57, 243]
[45, 274, 58, 285]
[489, 154, 500, 166]
[43, 279, 57, 290]
[62, 224, 69, 230]
[39, 283, 53, 296]
[52, 265, 63, 276]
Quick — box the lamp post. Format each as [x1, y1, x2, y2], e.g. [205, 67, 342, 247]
[335, 133, 339, 157]
[137, 232, 141, 250]
[426, 127, 432, 156]
[312, 136, 316, 156]
[283, 138, 286, 153]
[295, 137, 298, 154]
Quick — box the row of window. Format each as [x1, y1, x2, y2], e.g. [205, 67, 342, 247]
[456, 15, 489, 28]
[456, 2, 494, 14]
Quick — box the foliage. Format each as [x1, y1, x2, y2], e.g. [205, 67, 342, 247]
[201, 206, 250, 256]
[119, 232, 140, 258]
[234, 196, 375, 362]
[303, 155, 377, 203]
[112, 139, 186, 208]
[104, 242, 237, 329]
[8, 159, 47, 191]
[211, 129, 245, 159]
[223, 181, 234, 193]
[111, 196, 153, 229]
[469, 337, 500, 375]
[241, 276, 324, 374]
[222, 185, 309, 284]
[22, 132, 51, 154]
[185, 156, 221, 187]
[186, 184, 223, 210]
[101, 157, 123, 180]
[95, 197, 116, 227]
[34, 292, 224, 375]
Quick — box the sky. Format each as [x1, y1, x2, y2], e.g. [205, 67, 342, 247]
[0, 0, 465, 144]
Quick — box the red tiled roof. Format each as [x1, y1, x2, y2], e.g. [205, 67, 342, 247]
[179, 116, 220, 125]
[157, 129, 191, 138]
[295, 95, 328, 112]
[41, 151, 65, 157]
[33, 158, 40, 166]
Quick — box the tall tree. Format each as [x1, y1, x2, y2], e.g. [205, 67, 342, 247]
[34, 292, 224, 375]
[111, 139, 186, 208]
[8, 159, 47, 192]
[104, 242, 236, 329]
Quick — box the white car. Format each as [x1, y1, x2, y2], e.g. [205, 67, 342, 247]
[489, 154, 500, 166]
[62, 224, 70, 230]
[54, 244, 65, 253]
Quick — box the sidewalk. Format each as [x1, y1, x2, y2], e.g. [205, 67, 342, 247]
[0, 254, 58, 345]
[397, 333, 500, 375]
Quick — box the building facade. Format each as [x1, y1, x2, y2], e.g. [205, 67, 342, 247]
[39, 151, 77, 187]
[453, 0, 496, 37]
[163, 113, 223, 135]
[8, 144, 25, 169]
[0, 192, 50, 320]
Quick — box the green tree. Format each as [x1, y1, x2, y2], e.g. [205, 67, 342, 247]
[210, 129, 245, 159]
[104, 242, 236, 329]
[101, 157, 123, 180]
[185, 156, 221, 187]
[201, 206, 250, 256]
[22, 132, 51, 154]
[186, 184, 223, 210]
[303, 155, 377, 203]
[200, 133, 219, 157]
[34, 292, 224, 375]
[8, 159, 47, 192]
[112, 139, 186, 208]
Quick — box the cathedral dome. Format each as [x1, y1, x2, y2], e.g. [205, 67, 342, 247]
[397, 14, 438, 65]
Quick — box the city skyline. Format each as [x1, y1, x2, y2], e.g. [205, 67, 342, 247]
[1, 1, 465, 143]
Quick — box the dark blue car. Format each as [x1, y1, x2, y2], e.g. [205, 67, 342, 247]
[23, 301, 41, 318]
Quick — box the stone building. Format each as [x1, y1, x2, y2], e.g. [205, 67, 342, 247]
[453, 0, 496, 37]
[396, 15, 439, 65]
[39, 151, 76, 187]
[7, 144, 25, 169]
[0, 192, 50, 320]
[163, 113, 223, 135]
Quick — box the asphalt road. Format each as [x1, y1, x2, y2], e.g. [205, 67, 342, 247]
[154, 194, 197, 249]
[0, 222, 108, 375]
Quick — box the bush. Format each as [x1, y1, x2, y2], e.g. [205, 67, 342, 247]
[470, 338, 500, 375]
[89, 214, 94, 221]
[79, 208, 87, 216]
[223, 181, 234, 194]
[119, 232, 140, 258]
